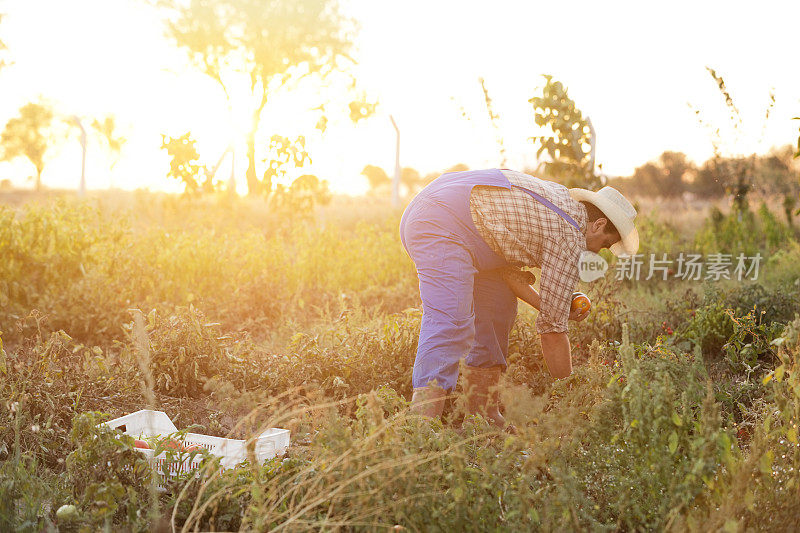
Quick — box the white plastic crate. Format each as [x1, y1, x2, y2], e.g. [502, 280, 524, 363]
[100, 409, 290, 478]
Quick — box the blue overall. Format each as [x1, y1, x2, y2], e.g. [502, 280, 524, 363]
[399, 168, 580, 391]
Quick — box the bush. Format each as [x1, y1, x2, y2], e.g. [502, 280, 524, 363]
[65, 412, 155, 530]
[680, 283, 794, 363]
[694, 202, 798, 257]
[0, 328, 140, 469]
[551, 328, 734, 530]
[726, 281, 800, 326]
[683, 286, 735, 358]
[119, 306, 259, 398]
[0, 200, 418, 347]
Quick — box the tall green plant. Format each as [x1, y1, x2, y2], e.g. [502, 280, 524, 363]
[693, 68, 776, 213]
[161, 132, 216, 195]
[529, 75, 602, 189]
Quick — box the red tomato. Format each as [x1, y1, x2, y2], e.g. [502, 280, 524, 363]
[737, 427, 751, 442]
[163, 439, 182, 451]
[134, 439, 150, 449]
[571, 293, 591, 314]
[183, 444, 202, 453]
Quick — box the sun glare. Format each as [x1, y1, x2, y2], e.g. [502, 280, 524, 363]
[0, 0, 798, 195]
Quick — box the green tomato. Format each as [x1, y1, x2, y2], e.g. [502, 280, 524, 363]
[56, 504, 79, 522]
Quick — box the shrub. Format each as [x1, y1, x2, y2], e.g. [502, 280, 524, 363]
[725, 281, 800, 326]
[694, 205, 761, 255]
[65, 412, 155, 530]
[119, 306, 258, 398]
[721, 309, 781, 374]
[553, 327, 734, 530]
[683, 286, 735, 358]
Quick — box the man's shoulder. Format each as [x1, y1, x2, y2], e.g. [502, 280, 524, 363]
[500, 170, 583, 217]
[499, 169, 570, 194]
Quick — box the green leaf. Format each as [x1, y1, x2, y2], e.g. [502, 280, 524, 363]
[723, 518, 739, 533]
[787, 426, 798, 444]
[759, 450, 774, 475]
[770, 336, 785, 346]
[718, 433, 733, 464]
[671, 413, 683, 427]
[668, 431, 678, 454]
[745, 489, 755, 511]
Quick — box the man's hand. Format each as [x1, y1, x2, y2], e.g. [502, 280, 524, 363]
[569, 306, 590, 322]
[502, 269, 541, 311]
[540, 332, 571, 379]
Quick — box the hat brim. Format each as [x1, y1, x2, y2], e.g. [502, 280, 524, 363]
[570, 188, 639, 257]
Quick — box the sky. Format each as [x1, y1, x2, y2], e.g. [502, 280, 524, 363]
[0, 0, 798, 194]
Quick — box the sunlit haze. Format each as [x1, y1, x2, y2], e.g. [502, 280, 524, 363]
[0, 0, 798, 194]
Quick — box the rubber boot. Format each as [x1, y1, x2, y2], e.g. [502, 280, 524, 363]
[460, 364, 508, 429]
[410, 385, 447, 418]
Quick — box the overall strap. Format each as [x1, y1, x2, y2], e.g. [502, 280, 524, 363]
[512, 185, 581, 231]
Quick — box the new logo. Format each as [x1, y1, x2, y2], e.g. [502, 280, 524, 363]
[578, 251, 608, 282]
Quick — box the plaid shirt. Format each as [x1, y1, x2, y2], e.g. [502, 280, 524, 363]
[469, 170, 587, 334]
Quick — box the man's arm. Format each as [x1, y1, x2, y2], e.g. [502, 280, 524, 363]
[504, 269, 581, 380]
[536, 238, 583, 379]
[540, 332, 572, 379]
[502, 270, 541, 311]
[504, 270, 589, 322]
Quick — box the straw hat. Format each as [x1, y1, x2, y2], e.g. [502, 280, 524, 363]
[569, 186, 639, 257]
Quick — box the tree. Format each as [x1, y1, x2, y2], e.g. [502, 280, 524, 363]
[91, 116, 126, 186]
[159, 0, 354, 196]
[270, 173, 331, 216]
[753, 146, 800, 224]
[161, 132, 216, 195]
[400, 167, 421, 196]
[691, 158, 727, 199]
[755, 152, 790, 194]
[529, 75, 602, 190]
[261, 134, 311, 196]
[361, 164, 390, 192]
[629, 162, 662, 197]
[261, 135, 330, 216]
[349, 95, 378, 124]
[446, 163, 469, 173]
[1, 102, 55, 191]
[628, 152, 693, 198]
[420, 164, 470, 188]
[660, 152, 692, 196]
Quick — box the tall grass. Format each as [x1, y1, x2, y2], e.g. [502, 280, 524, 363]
[1, 192, 799, 530]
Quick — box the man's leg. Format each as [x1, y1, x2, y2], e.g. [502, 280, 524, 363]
[411, 238, 477, 391]
[402, 201, 477, 416]
[461, 269, 518, 427]
[465, 269, 517, 369]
